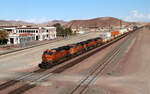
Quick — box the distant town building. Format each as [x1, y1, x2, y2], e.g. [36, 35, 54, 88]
[0, 25, 56, 44]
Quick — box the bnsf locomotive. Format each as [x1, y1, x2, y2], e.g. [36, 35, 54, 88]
[39, 27, 136, 69]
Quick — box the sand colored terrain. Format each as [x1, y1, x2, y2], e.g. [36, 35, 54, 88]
[93, 26, 150, 94]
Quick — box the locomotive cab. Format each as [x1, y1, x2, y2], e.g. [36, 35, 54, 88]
[42, 50, 56, 62]
[39, 49, 56, 68]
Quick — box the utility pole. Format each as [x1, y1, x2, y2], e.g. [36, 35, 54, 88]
[109, 24, 111, 32]
[95, 22, 97, 32]
[120, 20, 122, 29]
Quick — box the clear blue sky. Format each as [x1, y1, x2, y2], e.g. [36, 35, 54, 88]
[0, 0, 150, 23]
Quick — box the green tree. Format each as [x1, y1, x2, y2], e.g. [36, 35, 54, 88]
[0, 30, 8, 44]
[53, 23, 73, 37]
[64, 28, 73, 36]
[53, 23, 64, 36]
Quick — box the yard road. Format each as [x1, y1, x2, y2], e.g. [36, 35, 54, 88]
[0, 32, 100, 72]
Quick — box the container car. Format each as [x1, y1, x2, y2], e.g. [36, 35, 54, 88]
[99, 32, 111, 43]
[111, 30, 119, 38]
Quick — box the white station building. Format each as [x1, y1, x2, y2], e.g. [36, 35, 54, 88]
[1, 26, 56, 44]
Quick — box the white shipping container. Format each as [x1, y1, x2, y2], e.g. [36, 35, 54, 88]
[99, 32, 111, 42]
[119, 29, 128, 34]
[128, 27, 133, 31]
[99, 32, 111, 38]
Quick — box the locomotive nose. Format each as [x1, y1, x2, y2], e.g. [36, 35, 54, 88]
[42, 54, 48, 62]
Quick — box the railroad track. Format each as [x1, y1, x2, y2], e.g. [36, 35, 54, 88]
[0, 68, 46, 91]
[0, 32, 131, 94]
[0, 33, 97, 91]
[69, 31, 137, 94]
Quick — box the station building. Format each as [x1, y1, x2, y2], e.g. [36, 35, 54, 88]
[1, 26, 56, 44]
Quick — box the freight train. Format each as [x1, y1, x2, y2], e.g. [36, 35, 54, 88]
[39, 27, 136, 69]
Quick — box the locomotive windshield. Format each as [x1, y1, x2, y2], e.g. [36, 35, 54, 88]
[49, 52, 53, 55]
[43, 51, 53, 55]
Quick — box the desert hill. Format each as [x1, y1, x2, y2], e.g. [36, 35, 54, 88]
[65, 17, 135, 29]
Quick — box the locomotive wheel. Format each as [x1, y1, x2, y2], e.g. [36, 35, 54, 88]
[71, 54, 75, 58]
[82, 49, 86, 53]
[45, 64, 52, 69]
[66, 55, 71, 60]
[39, 63, 52, 69]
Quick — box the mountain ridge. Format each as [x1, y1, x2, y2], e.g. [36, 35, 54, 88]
[0, 17, 148, 27]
